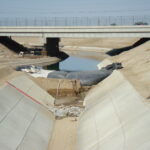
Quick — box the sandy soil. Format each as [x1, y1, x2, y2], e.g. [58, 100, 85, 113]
[61, 37, 150, 99]
[48, 117, 77, 150]
[11, 36, 44, 47]
[2, 37, 149, 99]
[61, 38, 139, 48]
[0, 66, 23, 86]
[12, 37, 139, 48]
[111, 41, 150, 99]
[0, 43, 17, 57]
[60, 38, 140, 61]
[0, 56, 59, 68]
[0, 43, 59, 68]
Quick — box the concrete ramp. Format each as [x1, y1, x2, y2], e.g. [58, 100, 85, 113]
[8, 75, 55, 107]
[0, 83, 55, 150]
[78, 70, 150, 150]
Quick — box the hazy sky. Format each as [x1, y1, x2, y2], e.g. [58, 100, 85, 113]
[0, 0, 150, 18]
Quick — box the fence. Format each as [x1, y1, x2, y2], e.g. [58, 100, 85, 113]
[0, 16, 150, 26]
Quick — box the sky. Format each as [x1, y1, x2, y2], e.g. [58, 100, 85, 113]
[0, 0, 150, 18]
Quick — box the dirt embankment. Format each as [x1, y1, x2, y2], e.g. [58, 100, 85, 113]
[61, 37, 150, 99]
[61, 38, 139, 48]
[111, 41, 150, 99]
[60, 38, 139, 60]
[0, 41, 59, 68]
[1, 36, 149, 100]
[0, 37, 149, 150]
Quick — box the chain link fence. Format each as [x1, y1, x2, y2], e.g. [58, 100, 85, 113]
[0, 16, 150, 26]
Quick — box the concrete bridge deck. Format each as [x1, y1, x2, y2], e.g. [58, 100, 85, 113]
[0, 26, 150, 37]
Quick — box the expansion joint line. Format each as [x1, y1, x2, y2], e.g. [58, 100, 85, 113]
[0, 84, 33, 124]
[110, 94, 126, 150]
[16, 111, 38, 150]
[6, 81, 45, 108]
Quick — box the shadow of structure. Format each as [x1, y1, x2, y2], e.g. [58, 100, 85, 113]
[45, 38, 69, 60]
[106, 38, 150, 56]
[0, 36, 44, 55]
[0, 36, 69, 60]
[0, 36, 30, 53]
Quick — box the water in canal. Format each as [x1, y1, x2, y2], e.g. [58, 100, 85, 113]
[43, 56, 100, 71]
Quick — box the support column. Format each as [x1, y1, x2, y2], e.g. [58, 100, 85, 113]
[45, 38, 60, 56]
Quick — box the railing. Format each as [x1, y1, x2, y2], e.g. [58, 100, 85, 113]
[0, 16, 150, 26]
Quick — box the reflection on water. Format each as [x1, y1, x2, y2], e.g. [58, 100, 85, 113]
[44, 56, 100, 71]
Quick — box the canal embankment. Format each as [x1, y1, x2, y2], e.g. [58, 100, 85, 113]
[0, 37, 150, 150]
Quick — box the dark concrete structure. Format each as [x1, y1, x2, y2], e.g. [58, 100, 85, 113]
[45, 38, 60, 56]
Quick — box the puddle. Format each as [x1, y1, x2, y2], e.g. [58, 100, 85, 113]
[44, 56, 100, 71]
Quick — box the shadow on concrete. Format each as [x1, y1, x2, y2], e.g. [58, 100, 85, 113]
[106, 38, 150, 56]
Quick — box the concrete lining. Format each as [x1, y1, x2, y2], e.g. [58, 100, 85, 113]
[78, 70, 150, 150]
[0, 83, 55, 150]
[8, 75, 55, 107]
[84, 70, 125, 108]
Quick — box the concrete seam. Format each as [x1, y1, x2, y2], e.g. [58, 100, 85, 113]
[16, 111, 38, 150]
[93, 109, 101, 150]
[6, 81, 44, 107]
[111, 95, 126, 150]
[0, 85, 32, 124]
[0, 95, 23, 124]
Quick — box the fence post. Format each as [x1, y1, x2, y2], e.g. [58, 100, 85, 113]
[132, 16, 135, 25]
[16, 18, 18, 26]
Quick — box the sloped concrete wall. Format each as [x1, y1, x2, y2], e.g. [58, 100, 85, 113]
[84, 70, 125, 108]
[78, 70, 150, 150]
[0, 83, 55, 150]
[8, 75, 55, 107]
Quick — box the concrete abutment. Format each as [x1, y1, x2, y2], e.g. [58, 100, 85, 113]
[45, 38, 60, 57]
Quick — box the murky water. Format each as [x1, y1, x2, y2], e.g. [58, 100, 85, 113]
[44, 56, 100, 71]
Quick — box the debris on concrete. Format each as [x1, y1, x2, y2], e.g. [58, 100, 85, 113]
[49, 105, 84, 119]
